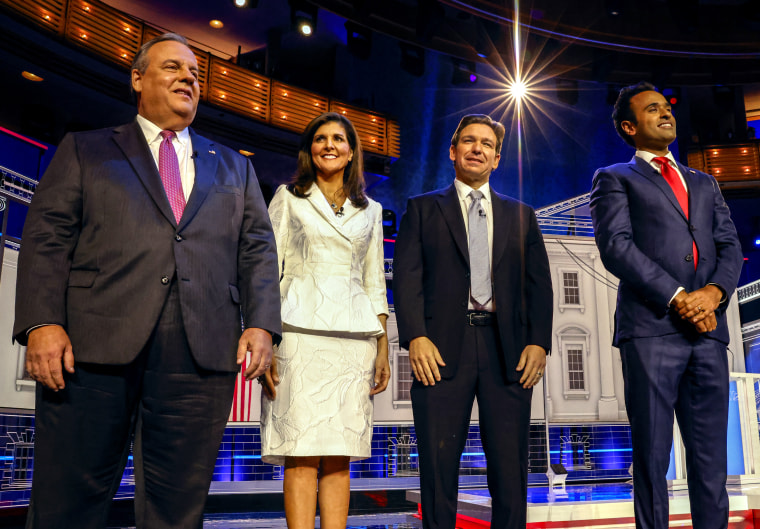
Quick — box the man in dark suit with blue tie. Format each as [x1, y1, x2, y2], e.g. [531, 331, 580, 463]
[14, 33, 281, 528]
[393, 114, 553, 528]
[590, 82, 744, 529]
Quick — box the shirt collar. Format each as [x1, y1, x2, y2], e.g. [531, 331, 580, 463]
[136, 114, 190, 148]
[635, 149, 677, 168]
[454, 178, 491, 203]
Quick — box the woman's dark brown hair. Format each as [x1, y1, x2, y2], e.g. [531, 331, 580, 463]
[289, 112, 368, 209]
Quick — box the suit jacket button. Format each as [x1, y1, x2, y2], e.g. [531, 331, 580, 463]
[161, 275, 170, 284]
[690, 225, 696, 231]
[465, 272, 470, 278]
[685, 254, 693, 262]
[175, 234, 183, 241]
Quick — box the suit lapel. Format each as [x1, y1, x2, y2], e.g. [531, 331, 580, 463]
[629, 156, 688, 221]
[306, 185, 351, 241]
[677, 161, 699, 222]
[112, 120, 177, 226]
[435, 185, 469, 263]
[490, 192, 510, 267]
[179, 130, 216, 230]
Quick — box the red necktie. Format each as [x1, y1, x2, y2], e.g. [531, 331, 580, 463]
[159, 130, 186, 223]
[653, 156, 697, 269]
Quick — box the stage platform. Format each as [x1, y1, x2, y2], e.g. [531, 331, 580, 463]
[407, 483, 760, 528]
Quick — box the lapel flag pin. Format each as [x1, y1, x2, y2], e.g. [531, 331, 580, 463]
[209, 149, 216, 155]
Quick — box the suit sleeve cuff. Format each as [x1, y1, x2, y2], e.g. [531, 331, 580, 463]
[27, 324, 56, 335]
[707, 283, 728, 305]
[668, 287, 685, 306]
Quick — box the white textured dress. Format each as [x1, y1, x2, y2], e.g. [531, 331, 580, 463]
[260, 184, 389, 464]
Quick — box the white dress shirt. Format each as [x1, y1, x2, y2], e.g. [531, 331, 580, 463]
[136, 114, 195, 201]
[636, 150, 687, 190]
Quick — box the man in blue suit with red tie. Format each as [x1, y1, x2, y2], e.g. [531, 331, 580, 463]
[590, 82, 744, 529]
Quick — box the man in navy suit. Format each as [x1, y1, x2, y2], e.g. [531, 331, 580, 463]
[393, 114, 553, 528]
[14, 33, 281, 528]
[590, 82, 743, 529]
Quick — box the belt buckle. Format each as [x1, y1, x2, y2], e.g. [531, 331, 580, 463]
[467, 312, 480, 326]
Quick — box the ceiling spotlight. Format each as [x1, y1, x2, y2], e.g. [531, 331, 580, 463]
[416, 0, 444, 43]
[399, 43, 425, 77]
[291, 2, 317, 37]
[451, 59, 477, 86]
[297, 17, 313, 36]
[233, 0, 259, 7]
[346, 21, 372, 60]
[605, 0, 622, 16]
[473, 20, 499, 63]
[209, 19, 224, 29]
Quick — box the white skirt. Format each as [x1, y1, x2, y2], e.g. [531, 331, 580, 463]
[260, 330, 377, 465]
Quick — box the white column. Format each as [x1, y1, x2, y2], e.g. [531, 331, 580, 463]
[593, 252, 619, 420]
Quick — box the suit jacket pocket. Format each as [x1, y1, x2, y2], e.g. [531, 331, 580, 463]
[229, 284, 241, 304]
[68, 269, 98, 288]
[216, 185, 241, 195]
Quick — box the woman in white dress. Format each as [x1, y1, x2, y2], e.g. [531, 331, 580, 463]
[260, 112, 390, 529]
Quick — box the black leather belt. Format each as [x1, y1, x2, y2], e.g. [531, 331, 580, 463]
[467, 311, 495, 326]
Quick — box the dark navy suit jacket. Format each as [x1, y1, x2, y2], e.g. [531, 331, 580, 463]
[590, 156, 743, 346]
[393, 184, 553, 382]
[14, 119, 281, 372]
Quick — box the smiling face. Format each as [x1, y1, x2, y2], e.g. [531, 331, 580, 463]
[450, 123, 501, 188]
[131, 40, 200, 130]
[310, 121, 354, 180]
[621, 90, 677, 155]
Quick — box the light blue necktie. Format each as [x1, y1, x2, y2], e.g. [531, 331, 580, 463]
[468, 190, 491, 305]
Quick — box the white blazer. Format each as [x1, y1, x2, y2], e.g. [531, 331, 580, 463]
[268, 184, 389, 336]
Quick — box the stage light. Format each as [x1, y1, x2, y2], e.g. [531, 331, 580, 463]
[297, 18, 313, 36]
[22, 71, 44, 82]
[755, 238, 760, 247]
[233, 0, 259, 7]
[416, 0, 444, 43]
[399, 43, 424, 77]
[346, 21, 372, 60]
[451, 59, 477, 85]
[291, 2, 317, 37]
[473, 20, 498, 62]
[510, 80, 527, 101]
[662, 87, 680, 106]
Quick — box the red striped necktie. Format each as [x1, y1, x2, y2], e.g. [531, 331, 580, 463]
[653, 156, 697, 269]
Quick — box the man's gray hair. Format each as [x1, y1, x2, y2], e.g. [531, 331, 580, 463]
[131, 33, 189, 75]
